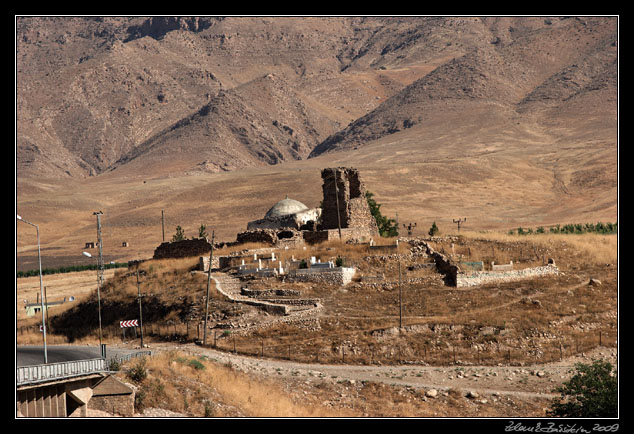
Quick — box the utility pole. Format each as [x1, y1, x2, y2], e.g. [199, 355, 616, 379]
[93, 211, 104, 347]
[161, 209, 165, 242]
[403, 222, 417, 237]
[453, 218, 467, 233]
[203, 230, 215, 346]
[332, 168, 342, 240]
[136, 270, 145, 349]
[17, 214, 48, 364]
[398, 259, 403, 329]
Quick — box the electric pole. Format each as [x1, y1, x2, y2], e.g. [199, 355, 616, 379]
[403, 222, 417, 237]
[203, 230, 215, 346]
[136, 269, 145, 349]
[93, 211, 104, 347]
[398, 259, 403, 329]
[161, 209, 165, 242]
[453, 218, 467, 233]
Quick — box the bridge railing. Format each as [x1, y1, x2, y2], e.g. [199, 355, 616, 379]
[16, 358, 107, 386]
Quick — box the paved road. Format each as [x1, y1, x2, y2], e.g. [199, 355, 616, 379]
[16, 345, 149, 367]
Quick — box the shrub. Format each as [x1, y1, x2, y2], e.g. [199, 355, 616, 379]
[548, 359, 617, 418]
[428, 222, 439, 237]
[126, 357, 148, 383]
[188, 359, 206, 370]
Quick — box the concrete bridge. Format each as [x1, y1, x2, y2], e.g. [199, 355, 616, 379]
[16, 346, 149, 417]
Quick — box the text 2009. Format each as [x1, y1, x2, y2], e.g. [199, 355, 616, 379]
[593, 425, 619, 433]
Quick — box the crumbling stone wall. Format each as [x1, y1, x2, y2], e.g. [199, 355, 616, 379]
[153, 238, 211, 259]
[247, 208, 320, 231]
[319, 167, 378, 237]
[406, 238, 559, 288]
[198, 255, 221, 271]
[303, 228, 375, 244]
[456, 265, 559, 287]
[286, 267, 356, 286]
[236, 228, 304, 248]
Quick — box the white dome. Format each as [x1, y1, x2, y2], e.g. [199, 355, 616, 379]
[264, 197, 309, 218]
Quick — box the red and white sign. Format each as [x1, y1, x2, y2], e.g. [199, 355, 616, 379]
[120, 319, 139, 328]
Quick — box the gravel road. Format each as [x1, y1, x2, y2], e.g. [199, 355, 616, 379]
[116, 341, 617, 401]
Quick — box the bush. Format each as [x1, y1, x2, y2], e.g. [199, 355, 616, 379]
[548, 359, 617, 418]
[428, 222, 439, 237]
[126, 357, 148, 383]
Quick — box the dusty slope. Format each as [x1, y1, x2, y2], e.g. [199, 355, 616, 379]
[309, 17, 617, 157]
[16, 16, 618, 271]
[17, 16, 617, 180]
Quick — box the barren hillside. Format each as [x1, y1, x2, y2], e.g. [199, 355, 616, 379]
[15, 16, 618, 271]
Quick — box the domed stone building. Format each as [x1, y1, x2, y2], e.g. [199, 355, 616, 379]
[247, 196, 321, 231]
[236, 167, 378, 247]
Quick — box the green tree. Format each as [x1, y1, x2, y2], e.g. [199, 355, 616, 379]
[548, 360, 617, 418]
[428, 221, 439, 237]
[171, 225, 185, 242]
[365, 191, 399, 237]
[198, 224, 209, 239]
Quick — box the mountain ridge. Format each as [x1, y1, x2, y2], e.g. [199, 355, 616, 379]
[18, 16, 616, 180]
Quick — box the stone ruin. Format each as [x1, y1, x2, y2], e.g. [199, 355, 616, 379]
[150, 167, 379, 267]
[236, 167, 379, 247]
[315, 167, 379, 242]
[153, 237, 212, 259]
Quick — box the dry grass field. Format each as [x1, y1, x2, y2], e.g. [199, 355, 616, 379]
[15, 127, 616, 274]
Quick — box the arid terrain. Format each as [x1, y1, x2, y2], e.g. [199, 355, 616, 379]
[17, 232, 617, 418]
[15, 16, 618, 419]
[16, 16, 617, 271]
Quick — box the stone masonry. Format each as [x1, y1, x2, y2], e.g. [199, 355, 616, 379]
[153, 238, 212, 260]
[456, 265, 559, 287]
[318, 167, 378, 240]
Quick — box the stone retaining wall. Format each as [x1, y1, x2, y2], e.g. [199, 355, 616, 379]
[240, 288, 301, 298]
[456, 264, 559, 287]
[88, 394, 135, 417]
[286, 267, 356, 285]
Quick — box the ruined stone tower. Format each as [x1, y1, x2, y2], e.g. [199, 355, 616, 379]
[318, 167, 378, 238]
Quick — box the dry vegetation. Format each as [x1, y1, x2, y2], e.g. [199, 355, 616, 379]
[19, 232, 617, 365]
[16, 230, 617, 417]
[114, 350, 550, 417]
[118, 351, 349, 417]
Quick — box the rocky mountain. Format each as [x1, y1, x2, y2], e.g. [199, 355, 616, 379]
[16, 16, 618, 179]
[309, 17, 618, 157]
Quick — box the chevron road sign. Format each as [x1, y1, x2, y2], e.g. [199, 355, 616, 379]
[120, 319, 139, 328]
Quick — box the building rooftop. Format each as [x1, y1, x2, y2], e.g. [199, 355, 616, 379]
[264, 196, 309, 219]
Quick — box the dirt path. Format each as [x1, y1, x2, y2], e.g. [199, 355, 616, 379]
[117, 341, 616, 401]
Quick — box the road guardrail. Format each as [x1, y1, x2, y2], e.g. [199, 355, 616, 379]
[16, 358, 107, 386]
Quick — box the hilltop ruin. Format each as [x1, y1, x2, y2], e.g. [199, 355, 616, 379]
[235, 167, 379, 247]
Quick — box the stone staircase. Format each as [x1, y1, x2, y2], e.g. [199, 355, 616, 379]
[211, 272, 322, 316]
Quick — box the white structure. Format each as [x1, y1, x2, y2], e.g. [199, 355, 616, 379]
[247, 197, 321, 231]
